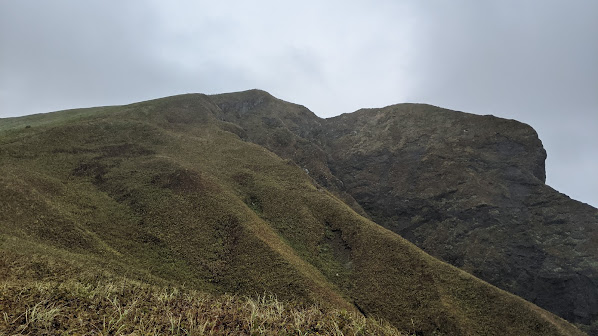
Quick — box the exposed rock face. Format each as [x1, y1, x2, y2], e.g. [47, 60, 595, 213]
[321, 104, 598, 325]
[211, 90, 598, 328]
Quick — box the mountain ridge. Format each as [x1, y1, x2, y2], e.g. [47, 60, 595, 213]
[0, 90, 593, 335]
[210, 90, 598, 331]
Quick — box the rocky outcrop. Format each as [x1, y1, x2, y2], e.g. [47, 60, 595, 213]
[210, 90, 598, 330]
[320, 104, 598, 326]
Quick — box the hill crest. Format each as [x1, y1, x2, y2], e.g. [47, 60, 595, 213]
[0, 90, 593, 335]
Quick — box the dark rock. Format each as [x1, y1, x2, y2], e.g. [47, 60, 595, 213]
[319, 104, 597, 326]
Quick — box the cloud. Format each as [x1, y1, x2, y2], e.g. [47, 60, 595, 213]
[405, 1, 598, 113]
[142, 0, 417, 116]
[0, 1, 165, 113]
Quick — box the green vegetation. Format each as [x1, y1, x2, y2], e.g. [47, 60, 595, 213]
[0, 92, 585, 335]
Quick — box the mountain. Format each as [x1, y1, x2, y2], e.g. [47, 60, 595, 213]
[0, 91, 590, 335]
[211, 90, 598, 333]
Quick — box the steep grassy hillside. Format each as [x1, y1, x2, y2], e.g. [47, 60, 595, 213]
[0, 93, 585, 335]
[0, 251, 402, 335]
[211, 90, 598, 333]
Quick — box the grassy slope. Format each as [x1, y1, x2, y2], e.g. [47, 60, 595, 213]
[0, 93, 584, 335]
[0, 250, 402, 335]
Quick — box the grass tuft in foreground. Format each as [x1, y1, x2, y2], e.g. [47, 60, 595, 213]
[0, 278, 404, 335]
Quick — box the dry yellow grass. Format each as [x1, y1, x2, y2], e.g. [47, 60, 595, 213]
[0, 278, 404, 335]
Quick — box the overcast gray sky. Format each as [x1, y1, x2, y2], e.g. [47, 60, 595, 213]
[1, 1, 596, 207]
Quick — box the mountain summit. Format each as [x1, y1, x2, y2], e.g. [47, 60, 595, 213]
[0, 90, 594, 335]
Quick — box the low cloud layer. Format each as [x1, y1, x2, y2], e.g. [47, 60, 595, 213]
[1, 1, 596, 206]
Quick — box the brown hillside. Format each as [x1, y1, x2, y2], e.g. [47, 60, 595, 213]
[0, 92, 587, 335]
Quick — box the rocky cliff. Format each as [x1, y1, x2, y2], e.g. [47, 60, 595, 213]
[322, 104, 598, 326]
